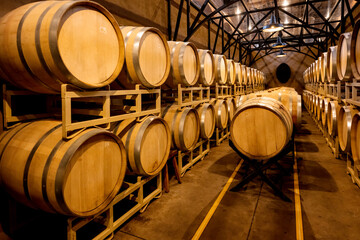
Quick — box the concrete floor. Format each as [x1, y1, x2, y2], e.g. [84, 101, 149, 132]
[115, 110, 360, 240]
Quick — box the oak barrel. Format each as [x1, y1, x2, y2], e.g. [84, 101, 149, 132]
[351, 112, 360, 163]
[242, 65, 248, 85]
[197, 49, 215, 86]
[351, 20, 360, 80]
[226, 98, 237, 121]
[0, 120, 126, 216]
[162, 104, 200, 151]
[166, 41, 200, 87]
[230, 97, 293, 160]
[196, 103, 216, 139]
[213, 54, 228, 85]
[113, 116, 171, 176]
[337, 32, 353, 81]
[211, 99, 229, 130]
[338, 106, 358, 152]
[327, 46, 339, 83]
[114, 26, 170, 89]
[226, 59, 236, 85]
[235, 63, 242, 85]
[321, 98, 330, 126]
[0, 1, 125, 93]
[320, 52, 328, 83]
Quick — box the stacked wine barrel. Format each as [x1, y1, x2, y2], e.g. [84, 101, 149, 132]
[0, 0, 267, 217]
[302, 18, 360, 163]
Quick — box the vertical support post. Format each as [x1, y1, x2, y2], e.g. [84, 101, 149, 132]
[186, 0, 190, 35]
[173, 0, 184, 41]
[167, 0, 172, 40]
[61, 84, 71, 139]
[341, 0, 345, 34]
[208, 20, 211, 50]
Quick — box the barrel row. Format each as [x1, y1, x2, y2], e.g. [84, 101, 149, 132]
[302, 91, 360, 160]
[0, 0, 265, 94]
[303, 19, 360, 83]
[0, 0, 259, 219]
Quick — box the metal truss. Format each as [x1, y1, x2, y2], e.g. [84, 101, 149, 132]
[167, 0, 360, 63]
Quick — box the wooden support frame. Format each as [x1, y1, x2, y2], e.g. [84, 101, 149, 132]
[211, 83, 232, 99]
[2, 84, 55, 128]
[212, 126, 230, 146]
[177, 138, 210, 177]
[346, 153, 360, 188]
[61, 84, 161, 139]
[162, 84, 210, 110]
[67, 173, 162, 240]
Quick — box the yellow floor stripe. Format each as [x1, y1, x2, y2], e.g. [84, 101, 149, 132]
[192, 160, 244, 240]
[293, 144, 304, 240]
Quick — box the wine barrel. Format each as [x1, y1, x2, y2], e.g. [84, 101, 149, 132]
[338, 106, 358, 152]
[278, 90, 302, 128]
[315, 59, 321, 83]
[235, 63, 242, 85]
[327, 101, 339, 136]
[197, 49, 215, 86]
[327, 46, 339, 83]
[0, 120, 126, 216]
[337, 32, 353, 81]
[162, 104, 200, 151]
[317, 96, 324, 121]
[213, 54, 227, 85]
[0, 1, 125, 94]
[196, 103, 216, 139]
[242, 65, 248, 85]
[166, 41, 200, 87]
[114, 26, 170, 89]
[351, 20, 360, 80]
[226, 98, 237, 121]
[320, 52, 328, 83]
[321, 98, 330, 126]
[230, 97, 293, 160]
[211, 99, 229, 129]
[237, 95, 249, 108]
[113, 116, 171, 176]
[351, 112, 360, 163]
[226, 59, 236, 85]
[247, 67, 252, 85]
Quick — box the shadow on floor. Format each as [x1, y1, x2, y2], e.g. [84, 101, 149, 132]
[295, 141, 319, 152]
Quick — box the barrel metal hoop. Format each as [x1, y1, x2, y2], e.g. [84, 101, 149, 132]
[133, 117, 154, 176]
[16, 2, 58, 93]
[23, 124, 62, 203]
[55, 129, 121, 215]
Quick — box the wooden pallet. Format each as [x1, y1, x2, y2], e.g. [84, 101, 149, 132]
[177, 138, 210, 177]
[162, 84, 210, 109]
[67, 173, 162, 240]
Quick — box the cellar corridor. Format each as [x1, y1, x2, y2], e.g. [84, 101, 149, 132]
[113, 110, 360, 240]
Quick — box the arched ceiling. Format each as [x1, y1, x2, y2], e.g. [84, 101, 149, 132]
[172, 0, 359, 65]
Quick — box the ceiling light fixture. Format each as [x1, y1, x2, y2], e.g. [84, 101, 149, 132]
[263, 13, 284, 33]
[276, 48, 287, 58]
[272, 35, 287, 48]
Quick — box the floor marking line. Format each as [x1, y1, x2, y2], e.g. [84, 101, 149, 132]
[293, 144, 304, 240]
[192, 159, 244, 240]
